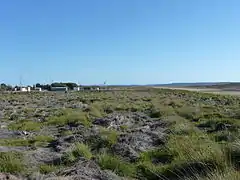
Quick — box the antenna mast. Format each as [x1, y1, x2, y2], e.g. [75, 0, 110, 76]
[19, 75, 23, 88]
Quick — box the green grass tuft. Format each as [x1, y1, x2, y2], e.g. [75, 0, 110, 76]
[46, 110, 91, 127]
[39, 164, 59, 174]
[60, 130, 73, 136]
[73, 142, 93, 160]
[63, 142, 93, 165]
[8, 120, 42, 131]
[97, 153, 136, 177]
[0, 136, 54, 147]
[226, 140, 240, 169]
[100, 128, 119, 146]
[0, 152, 25, 173]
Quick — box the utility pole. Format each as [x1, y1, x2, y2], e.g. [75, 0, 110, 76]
[19, 75, 22, 88]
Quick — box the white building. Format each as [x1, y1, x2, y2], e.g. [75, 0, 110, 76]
[34, 87, 42, 92]
[73, 87, 84, 91]
[20, 87, 31, 92]
[73, 87, 80, 91]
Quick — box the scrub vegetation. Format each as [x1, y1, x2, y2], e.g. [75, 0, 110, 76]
[0, 88, 239, 179]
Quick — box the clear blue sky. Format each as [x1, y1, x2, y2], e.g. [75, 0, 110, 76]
[0, 0, 240, 85]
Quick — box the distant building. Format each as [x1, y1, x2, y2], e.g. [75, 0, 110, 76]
[73, 87, 84, 91]
[34, 87, 42, 92]
[73, 87, 80, 91]
[18, 87, 31, 92]
[50, 86, 68, 92]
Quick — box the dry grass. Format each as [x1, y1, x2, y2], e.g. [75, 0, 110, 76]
[0, 88, 239, 179]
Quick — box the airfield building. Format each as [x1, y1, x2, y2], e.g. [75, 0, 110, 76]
[50, 86, 68, 92]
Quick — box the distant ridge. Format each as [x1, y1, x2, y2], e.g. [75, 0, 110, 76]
[103, 82, 233, 87]
[148, 82, 227, 87]
[149, 82, 240, 91]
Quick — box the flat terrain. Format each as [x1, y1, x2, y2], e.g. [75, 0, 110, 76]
[0, 88, 239, 179]
[155, 86, 240, 96]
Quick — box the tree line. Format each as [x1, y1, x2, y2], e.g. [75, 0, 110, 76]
[0, 82, 79, 91]
[36, 82, 78, 90]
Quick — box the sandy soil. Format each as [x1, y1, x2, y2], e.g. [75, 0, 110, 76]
[154, 87, 240, 96]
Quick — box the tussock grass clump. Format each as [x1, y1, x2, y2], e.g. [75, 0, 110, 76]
[139, 148, 174, 165]
[63, 142, 93, 165]
[60, 130, 73, 136]
[115, 104, 130, 111]
[226, 140, 240, 169]
[73, 142, 93, 160]
[46, 111, 91, 127]
[31, 135, 54, 147]
[136, 162, 164, 180]
[86, 128, 118, 152]
[172, 116, 200, 135]
[149, 103, 176, 118]
[185, 168, 240, 180]
[0, 138, 30, 146]
[8, 120, 42, 131]
[97, 153, 136, 177]
[164, 99, 184, 108]
[197, 118, 239, 133]
[0, 152, 25, 173]
[0, 136, 54, 147]
[149, 108, 163, 118]
[103, 104, 115, 114]
[39, 164, 59, 174]
[167, 133, 225, 165]
[213, 131, 238, 142]
[158, 133, 226, 179]
[84, 104, 103, 118]
[120, 125, 128, 131]
[137, 128, 227, 179]
[177, 106, 203, 120]
[100, 128, 118, 146]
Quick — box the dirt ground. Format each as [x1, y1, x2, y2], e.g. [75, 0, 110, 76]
[154, 86, 240, 96]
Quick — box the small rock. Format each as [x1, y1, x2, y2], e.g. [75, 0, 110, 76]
[0, 173, 19, 180]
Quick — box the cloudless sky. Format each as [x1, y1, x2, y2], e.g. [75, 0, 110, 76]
[0, 0, 240, 85]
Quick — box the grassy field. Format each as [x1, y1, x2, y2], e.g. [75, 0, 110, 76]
[0, 88, 239, 179]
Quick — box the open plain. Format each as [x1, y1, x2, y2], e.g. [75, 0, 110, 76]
[0, 88, 239, 179]
[155, 86, 240, 96]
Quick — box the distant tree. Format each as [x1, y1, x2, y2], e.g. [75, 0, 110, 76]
[50, 82, 78, 90]
[7, 85, 13, 90]
[51, 82, 66, 87]
[35, 83, 51, 90]
[33, 82, 79, 90]
[0, 83, 12, 91]
[65, 82, 78, 90]
[42, 84, 51, 91]
[1, 83, 6, 88]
